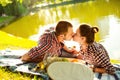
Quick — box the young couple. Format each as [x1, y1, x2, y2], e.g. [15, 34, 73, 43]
[21, 21, 116, 76]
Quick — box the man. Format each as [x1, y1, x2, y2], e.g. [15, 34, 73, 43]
[21, 21, 74, 62]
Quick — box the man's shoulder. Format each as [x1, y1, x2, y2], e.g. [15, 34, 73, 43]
[41, 32, 53, 37]
[40, 32, 55, 40]
[43, 32, 54, 36]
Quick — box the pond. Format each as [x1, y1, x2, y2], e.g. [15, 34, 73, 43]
[1, 0, 120, 59]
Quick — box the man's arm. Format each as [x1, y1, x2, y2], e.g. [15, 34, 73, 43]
[21, 52, 31, 62]
[21, 33, 53, 62]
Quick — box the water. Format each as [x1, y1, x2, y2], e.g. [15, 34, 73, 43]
[1, 0, 120, 59]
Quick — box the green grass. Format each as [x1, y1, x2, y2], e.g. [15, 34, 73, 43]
[0, 16, 16, 28]
[0, 16, 14, 23]
[0, 30, 37, 49]
[0, 67, 44, 80]
[0, 67, 31, 80]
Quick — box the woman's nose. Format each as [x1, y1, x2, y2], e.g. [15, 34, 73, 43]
[72, 33, 76, 37]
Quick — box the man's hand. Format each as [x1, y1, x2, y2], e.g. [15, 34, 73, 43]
[21, 53, 31, 62]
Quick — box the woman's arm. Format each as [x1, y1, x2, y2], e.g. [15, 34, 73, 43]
[92, 67, 106, 73]
[89, 43, 115, 74]
[94, 49, 115, 74]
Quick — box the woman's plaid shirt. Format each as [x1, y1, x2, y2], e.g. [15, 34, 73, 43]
[28, 32, 62, 62]
[80, 42, 115, 74]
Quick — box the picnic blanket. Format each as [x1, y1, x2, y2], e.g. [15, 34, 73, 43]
[0, 49, 120, 80]
[0, 50, 49, 80]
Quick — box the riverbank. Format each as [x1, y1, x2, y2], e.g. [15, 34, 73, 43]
[0, 16, 15, 28]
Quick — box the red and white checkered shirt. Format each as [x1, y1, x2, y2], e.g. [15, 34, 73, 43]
[80, 42, 115, 74]
[28, 32, 62, 62]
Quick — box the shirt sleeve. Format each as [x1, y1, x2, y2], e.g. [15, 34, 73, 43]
[91, 44, 115, 74]
[99, 44, 110, 60]
[28, 33, 53, 59]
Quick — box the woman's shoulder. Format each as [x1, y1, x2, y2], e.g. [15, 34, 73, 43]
[88, 42, 105, 53]
[88, 42, 99, 53]
[89, 42, 100, 48]
[93, 42, 104, 48]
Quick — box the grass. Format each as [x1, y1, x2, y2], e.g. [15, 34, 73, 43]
[0, 67, 31, 80]
[0, 30, 37, 49]
[111, 59, 120, 64]
[0, 16, 12, 23]
[0, 16, 15, 27]
[0, 67, 44, 80]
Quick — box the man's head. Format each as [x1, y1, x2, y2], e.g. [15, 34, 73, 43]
[55, 21, 74, 42]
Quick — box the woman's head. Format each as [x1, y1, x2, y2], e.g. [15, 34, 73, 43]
[73, 24, 99, 44]
[55, 21, 74, 42]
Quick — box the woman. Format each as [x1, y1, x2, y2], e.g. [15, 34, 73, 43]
[73, 24, 119, 80]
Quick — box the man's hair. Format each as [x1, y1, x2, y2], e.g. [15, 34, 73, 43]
[55, 21, 73, 36]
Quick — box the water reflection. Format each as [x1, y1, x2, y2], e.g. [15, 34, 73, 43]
[1, 0, 120, 59]
[102, 16, 120, 59]
[1, 14, 41, 38]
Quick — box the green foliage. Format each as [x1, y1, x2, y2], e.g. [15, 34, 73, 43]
[3, 4, 26, 16]
[0, 0, 23, 7]
[17, 0, 23, 3]
[0, 0, 27, 17]
[0, 0, 12, 7]
[0, 0, 71, 16]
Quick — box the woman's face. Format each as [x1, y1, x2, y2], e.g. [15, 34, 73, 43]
[73, 29, 84, 44]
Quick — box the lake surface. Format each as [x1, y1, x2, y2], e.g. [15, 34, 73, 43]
[1, 0, 120, 59]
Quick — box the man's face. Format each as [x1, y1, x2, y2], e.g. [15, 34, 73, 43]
[64, 27, 74, 40]
[57, 27, 74, 42]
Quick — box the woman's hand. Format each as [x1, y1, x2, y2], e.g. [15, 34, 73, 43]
[91, 67, 106, 73]
[76, 53, 83, 59]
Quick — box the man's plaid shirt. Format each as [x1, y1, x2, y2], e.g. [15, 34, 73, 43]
[28, 32, 62, 62]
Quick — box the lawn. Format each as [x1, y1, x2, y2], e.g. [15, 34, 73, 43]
[0, 16, 15, 27]
[0, 30, 37, 49]
[0, 67, 31, 80]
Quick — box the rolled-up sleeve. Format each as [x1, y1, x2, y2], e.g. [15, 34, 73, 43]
[94, 45, 115, 74]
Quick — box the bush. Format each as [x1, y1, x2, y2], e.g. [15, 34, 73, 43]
[0, 0, 27, 17]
